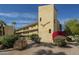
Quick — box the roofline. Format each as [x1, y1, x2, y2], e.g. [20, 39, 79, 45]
[16, 22, 38, 31]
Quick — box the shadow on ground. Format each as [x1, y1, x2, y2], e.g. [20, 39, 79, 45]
[0, 42, 54, 52]
[34, 42, 55, 48]
[27, 42, 55, 48]
[14, 42, 73, 51]
[34, 49, 66, 55]
[27, 42, 73, 49]
[60, 45, 72, 48]
[0, 42, 74, 52]
[0, 48, 14, 52]
[68, 42, 79, 46]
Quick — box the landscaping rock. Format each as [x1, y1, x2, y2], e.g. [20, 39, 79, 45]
[13, 38, 27, 50]
[0, 44, 4, 50]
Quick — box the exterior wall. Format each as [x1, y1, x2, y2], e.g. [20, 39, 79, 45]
[0, 24, 5, 36]
[54, 7, 61, 32]
[38, 5, 60, 43]
[16, 23, 38, 37]
[38, 5, 55, 43]
[28, 24, 38, 35]
[29, 29, 38, 35]
[0, 23, 14, 36]
[54, 19, 61, 32]
[4, 26, 14, 35]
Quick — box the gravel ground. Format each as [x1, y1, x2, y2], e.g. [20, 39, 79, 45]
[0, 40, 79, 55]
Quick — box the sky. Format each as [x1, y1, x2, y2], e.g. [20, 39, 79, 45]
[56, 4, 79, 24]
[0, 4, 79, 29]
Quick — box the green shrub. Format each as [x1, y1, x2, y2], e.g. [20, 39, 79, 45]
[30, 34, 40, 43]
[75, 35, 79, 43]
[54, 38, 67, 47]
[0, 35, 20, 48]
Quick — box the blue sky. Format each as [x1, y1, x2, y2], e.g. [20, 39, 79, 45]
[0, 4, 79, 29]
[0, 4, 40, 28]
[56, 4, 79, 24]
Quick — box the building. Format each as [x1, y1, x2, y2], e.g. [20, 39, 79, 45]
[16, 5, 61, 43]
[16, 22, 38, 37]
[0, 20, 14, 36]
[4, 26, 14, 35]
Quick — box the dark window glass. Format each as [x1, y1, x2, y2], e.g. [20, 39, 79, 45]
[60, 24, 62, 30]
[49, 29, 51, 33]
[40, 17, 41, 21]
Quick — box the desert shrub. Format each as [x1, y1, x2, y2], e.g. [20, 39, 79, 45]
[54, 39, 67, 47]
[0, 40, 4, 50]
[0, 35, 20, 48]
[75, 35, 79, 43]
[54, 36, 67, 47]
[30, 34, 40, 43]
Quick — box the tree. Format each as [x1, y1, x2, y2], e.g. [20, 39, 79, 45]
[64, 19, 79, 35]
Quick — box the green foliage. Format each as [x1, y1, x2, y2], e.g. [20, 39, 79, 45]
[54, 39, 67, 47]
[30, 34, 40, 43]
[0, 35, 20, 48]
[75, 35, 79, 43]
[64, 19, 79, 35]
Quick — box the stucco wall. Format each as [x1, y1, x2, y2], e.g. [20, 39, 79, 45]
[4, 26, 14, 35]
[38, 5, 55, 43]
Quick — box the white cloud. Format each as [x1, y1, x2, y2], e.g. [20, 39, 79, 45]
[21, 13, 37, 19]
[58, 18, 71, 25]
[0, 13, 19, 17]
[0, 12, 37, 28]
[0, 12, 37, 19]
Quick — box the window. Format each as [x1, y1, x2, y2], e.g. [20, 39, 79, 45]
[40, 17, 41, 21]
[49, 29, 51, 33]
[60, 24, 62, 30]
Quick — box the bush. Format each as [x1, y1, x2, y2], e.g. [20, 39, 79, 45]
[0, 35, 20, 48]
[30, 34, 40, 43]
[54, 36, 67, 47]
[54, 39, 67, 47]
[75, 35, 79, 43]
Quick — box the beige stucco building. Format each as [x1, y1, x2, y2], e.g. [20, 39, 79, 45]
[16, 5, 61, 43]
[0, 21, 14, 36]
[16, 22, 38, 37]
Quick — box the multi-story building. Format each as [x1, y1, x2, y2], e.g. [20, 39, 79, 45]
[16, 5, 61, 43]
[16, 22, 38, 37]
[0, 20, 14, 36]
